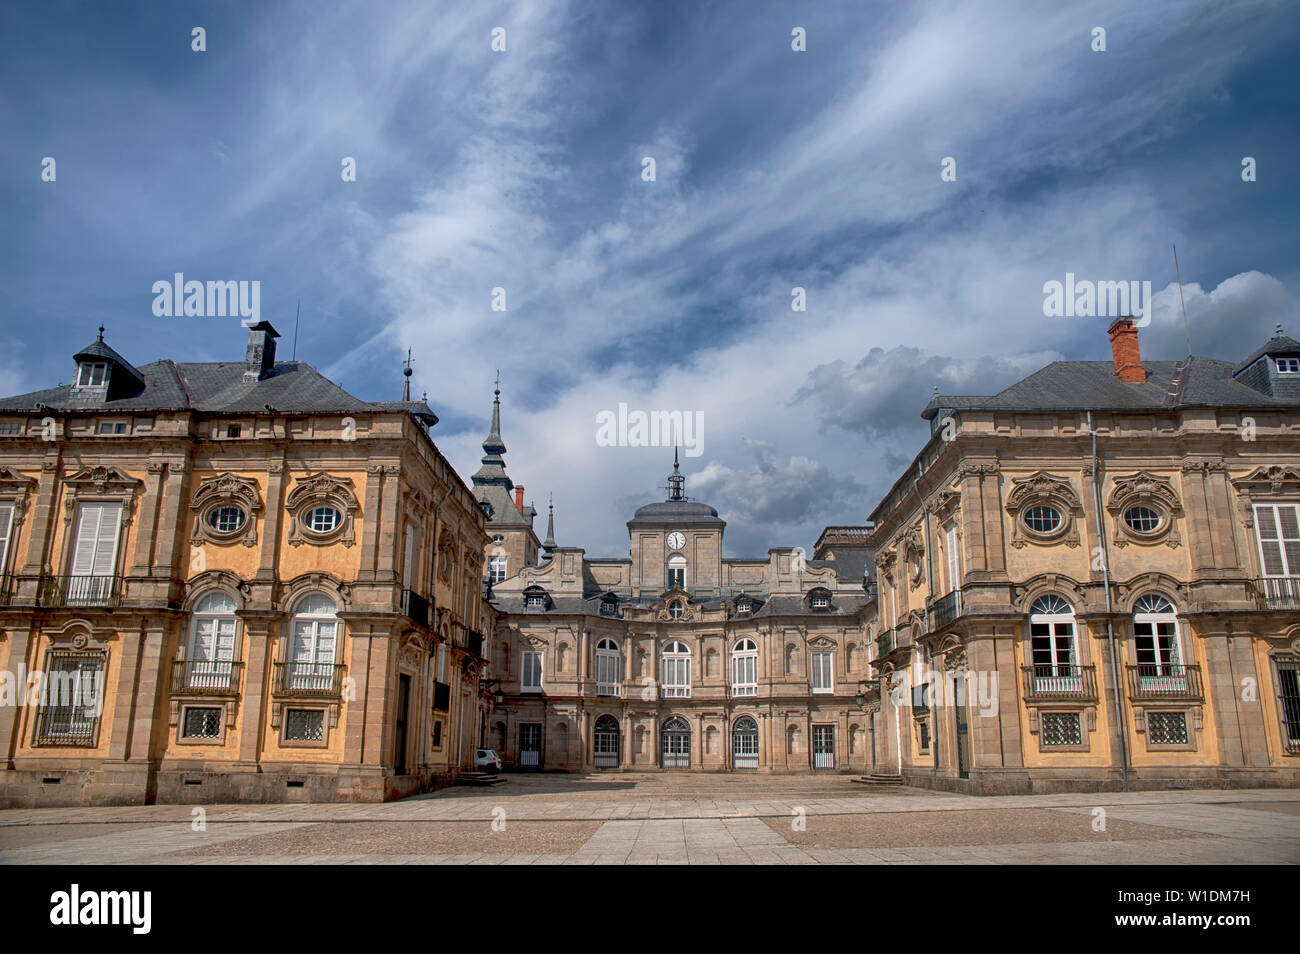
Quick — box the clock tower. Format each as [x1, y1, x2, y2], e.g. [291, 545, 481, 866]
[626, 449, 725, 597]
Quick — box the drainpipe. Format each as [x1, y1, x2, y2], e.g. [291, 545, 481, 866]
[1088, 410, 1130, 792]
[913, 460, 939, 785]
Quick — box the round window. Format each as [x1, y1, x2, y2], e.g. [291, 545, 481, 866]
[307, 506, 341, 533]
[1023, 505, 1063, 534]
[669, 600, 684, 619]
[207, 505, 245, 533]
[1124, 505, 1162, 534]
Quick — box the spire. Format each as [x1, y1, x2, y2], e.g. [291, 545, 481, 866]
[483, 370, 505, 456]
[665, 445, 687, 501]
[542, 493, 556, 558]
[402, 348, 413, 402]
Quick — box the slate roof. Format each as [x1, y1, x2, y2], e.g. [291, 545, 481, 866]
[0, 358, 441, 421]
[628, 499, 724, 526]
[922, 349, 1300, 421]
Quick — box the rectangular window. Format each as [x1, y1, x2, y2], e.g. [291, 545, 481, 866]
[812, 651, 834, 693]
[181, 706, 222, 739]
[1030, 622, 1077, 676]
[68, 503, 122, 602]
[96, 421, 127, 435]
[226, 424, 242, 438]
[661, 656, 691, 698]
[732, 653, 757, 696]
[76, 363, 108, 387]
[667, 567, 685, 589]
[1277, 357, 1300, 374]
[1133, 620, 1180, 672]
[1040, 712, 1083, 747]
[1274, 659, 1300, 752]
[945, 523, 960, 592]
[437, 644, 447, 682]
[1254, 503, 1300, 577]
[0, 502, 14, 575]
[595, 650, 621, 696]
[521, 651, 543, 692]
[1146, 711, 1189, 746]
[283, 709, 325, 742]
[34, 651, 105, 746]
[432, 720, 443, 747]
[0, 421, 23, 435]
[918, 720, 931, 752]
[433, 681, 450, 712]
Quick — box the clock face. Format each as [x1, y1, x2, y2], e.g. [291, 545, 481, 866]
[667, 531, 686, 550]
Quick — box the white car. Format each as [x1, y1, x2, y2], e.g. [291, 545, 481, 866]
[475, 749, 502, 773]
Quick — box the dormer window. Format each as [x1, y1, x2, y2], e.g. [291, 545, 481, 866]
[808, 588, 833, 611]
[526, 594, 546, 608]
[76, 362, 108, 388]
[599, 597, 618, 617]
[1278, 357, 1300, 374]
[735, 598, 752, 615]
[96, 420, 127, 435]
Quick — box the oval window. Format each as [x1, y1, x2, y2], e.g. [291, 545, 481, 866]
[207, 506, 245, 533]
[1124, 505, 1162, 534]
[1023, 505, 1063, 534]
[307, 506, 341, 533]
[669, 600, 685, 619]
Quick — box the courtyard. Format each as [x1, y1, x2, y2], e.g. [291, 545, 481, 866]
[1, 773, 1296, 865]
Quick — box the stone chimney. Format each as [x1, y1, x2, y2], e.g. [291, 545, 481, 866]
[243, 320, 280, 382]
[514, 485, 526, 514]
[1107, 318, 1146, 383]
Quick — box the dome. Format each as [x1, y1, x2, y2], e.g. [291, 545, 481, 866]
[629, 499, 723, 526]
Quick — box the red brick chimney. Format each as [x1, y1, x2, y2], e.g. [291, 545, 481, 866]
[514, 485, 525, 514]
[1108, 318, 1146, 383]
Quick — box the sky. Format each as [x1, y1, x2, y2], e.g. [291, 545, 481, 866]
[3, 0, 1298, 558]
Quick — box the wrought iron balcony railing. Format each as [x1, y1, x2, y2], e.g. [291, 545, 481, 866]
[1260, 576, 1300, 611]
[38, 574, 122, 607]
[929, 588, 964, 631]
[1021, 664, 1098, 702]
[171, 660, 243, 695]
[1127, 664, 1202, 700]
[401, 588, 431, 627]
[274, 661, 346, 697]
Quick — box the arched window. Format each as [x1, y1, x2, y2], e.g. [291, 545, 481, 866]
[1028, 594, 1078, 690]
[661, 640, 691, 698]
[288, 593, 339, 691]
[1133, 594, 1183, 683]
[733, 716, 759, 769]
[732, 638, 758, 696]
[594, 714, 620, 767]
[186, 591, 238, 690]
[595, 638, 622, 696]
[488, 554, 507, 584]
[666, 554, 686, 590]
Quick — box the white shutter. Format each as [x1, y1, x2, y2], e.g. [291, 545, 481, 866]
[946, 524, 960, 592]
[0, 502, 13, 573]
[71, 503, 121, 577]
[403, 526, 415, 590]
[1255, 504, 1300, 576]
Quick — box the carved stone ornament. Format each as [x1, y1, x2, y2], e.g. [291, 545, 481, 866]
[0, 467, 35, 533]
[190, 472, 263, 547]
[60, 466, 141, 531]
[657, 590, 697, 623]
[1231, 466, 1300, 528]
[1105, 471, 1183, 548]
[286, 474, 360, 548]
[1005, 471, 1083, 549]
[901, 528, 925, 588]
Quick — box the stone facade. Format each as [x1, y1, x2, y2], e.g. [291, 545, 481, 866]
[866, 323, 1300, 794]
[0, 325, 493, 806]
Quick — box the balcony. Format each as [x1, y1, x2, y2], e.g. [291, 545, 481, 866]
[462, 629, 485, 658]
[171, 660, 243, 695]
[1127, 664, 1203, 701]
[876, 629, 894, 658]
[401, 588, 431, 627]
[274, 662, 346, 697]
[929, 588, 964, 631]
[1260, 576, 1300, 611]
[1021, 664, 1098, 702]
[38, 574, 122, 607]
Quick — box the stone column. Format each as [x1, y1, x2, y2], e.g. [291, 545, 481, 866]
[357, 465, 384, 583]
[19, 457, 62, 595]
[234, 610, 280, 768]
[129, 462, 165, 576]
[150, 462, 189, 578]
[376, 466, 401, 583]
[255, 458, 287, 585]
[0, 626, 34, 766]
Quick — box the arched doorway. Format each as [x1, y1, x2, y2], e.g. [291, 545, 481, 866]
[732, 716, 759, 769]
[594, 714, 620, 768]
[661, 716, 691, 768]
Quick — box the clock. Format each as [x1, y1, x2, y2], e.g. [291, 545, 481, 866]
[667, 531, 686, 550]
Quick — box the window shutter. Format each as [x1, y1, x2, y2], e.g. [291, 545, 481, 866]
[0, 503, 13, 572]
[1255, 504, 1300, 576]
[71, 505, 103, 575]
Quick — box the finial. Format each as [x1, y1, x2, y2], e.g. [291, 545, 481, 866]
[666, 446, 687, 501]
[401, 348, 413, 401]
[1277, 323, 1285, 336]
[403, 348, 414, 377]
[97, 325, 105, 342]
[933, 384, 939, 397]
[494, 369, 500, 397]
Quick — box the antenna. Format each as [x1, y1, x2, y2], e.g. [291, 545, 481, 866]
[292, 300, 301, 360]
[1172, 245, 1192, 358]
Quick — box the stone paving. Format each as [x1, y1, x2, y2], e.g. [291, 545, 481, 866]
[1, 773, 1297, 865]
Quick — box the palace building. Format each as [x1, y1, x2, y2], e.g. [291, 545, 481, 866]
[0, 323, 492, 806]
[478, 380, 878, 771]
[865, 320, 1300, 793]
